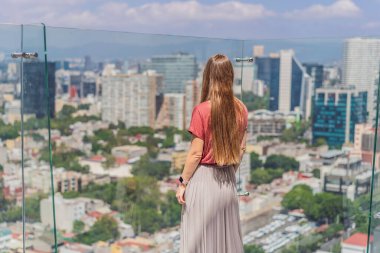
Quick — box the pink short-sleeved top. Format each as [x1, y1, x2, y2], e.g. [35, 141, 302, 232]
[187, 100, 248, 165]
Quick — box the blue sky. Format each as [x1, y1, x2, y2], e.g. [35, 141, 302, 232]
[1, 0, 380, 39]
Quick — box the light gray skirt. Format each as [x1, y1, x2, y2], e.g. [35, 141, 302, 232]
[180, 164, 244, 253]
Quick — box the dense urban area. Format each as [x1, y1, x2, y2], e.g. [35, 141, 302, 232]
[1, 37, 380, 253]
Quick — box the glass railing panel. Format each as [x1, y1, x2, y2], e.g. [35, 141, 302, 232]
[22, 24, 58, 252]
[240, 37, 377, 253]
[0, 24, 24, 252]
[367, 69, 380, 253]
[39, 26, 244, 252]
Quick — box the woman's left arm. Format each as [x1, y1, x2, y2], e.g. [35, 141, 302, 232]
[176, 137, 204, 204]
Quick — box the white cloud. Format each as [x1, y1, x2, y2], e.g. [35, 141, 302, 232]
[284, 0, 361, 20]
[0, 0, 275, 30]
[363, 21, 380, 29]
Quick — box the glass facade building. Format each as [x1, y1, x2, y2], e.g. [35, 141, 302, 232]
[23, 61, 56, 118]
[141, 53, 198, 93]
[303, 63, 324, 89]
[312, 85, 368, 147]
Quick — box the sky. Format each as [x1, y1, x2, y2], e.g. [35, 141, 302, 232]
[1, 0, 380, 40]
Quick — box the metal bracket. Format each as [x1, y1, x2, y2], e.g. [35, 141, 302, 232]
[11, 52, 38, 59]
[237, 191, 250, 196]
[235, 57, 253, 63]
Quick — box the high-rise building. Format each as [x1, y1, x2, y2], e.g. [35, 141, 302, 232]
[301, 75, 314, 120]
[354, 124, 380, 170]
[255, 55, 280, 110]
[343, 37, 380, 124]
[303, 63, 324, 89]
[101, 71, 159, 128]
[69, 72, 81, 98]
[255, 49, 309, 115]
[185, 80, 201, 128]
[23, 62, 56, 118]
[81, 71, 98, 98]
[234, 63, 254, 92]
[142, 53, 198, 93]
[155, 93, 185, 130]
[253, 45, 264, 57]
[312, 85, 367, 148]
[84, 55, 93, 71]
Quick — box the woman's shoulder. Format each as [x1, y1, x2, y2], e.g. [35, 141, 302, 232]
[234, 97, 248, 114]
[194, 100, 211, 113]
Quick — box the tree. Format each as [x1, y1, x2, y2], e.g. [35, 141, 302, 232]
[102, 154, 116, 169]
[282, 184, 314, 211]
[242, 91, 269, 111]
[280, 121, 310, 143]
[25, 197, 41, 222]
[0, 195, 42, 223]
[77, 104, 90, 110]
[59, 105, 76, 118]
[250, 168, 283, 185]
[264, 154, 299, 171]
[309, 193, 343, 222]
[132, 154, 170, 180]
[161, 191, 182, 227]
[73, 220, 85, 234]
[250, 152, 262, 170]
[40, 145, 89, 173]
[0, 164, 3, 172]
[0, 120, 19, 141]
[81, 183, 117, 205]
[312, 168, 320, 178]
[76, 216, 119, 245]
[125, 205, 163, 234]
[244, 244, 265, 253]
[127, 126, 154, 136]
[115, 176, 163, 234]
[314, 137, 327, 147]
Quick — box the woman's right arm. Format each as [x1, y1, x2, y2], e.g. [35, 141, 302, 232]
[234, 129, 247, 173]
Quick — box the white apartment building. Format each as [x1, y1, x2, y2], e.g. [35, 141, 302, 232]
[343, 37, 380, 124]
[341, 232, 372, 253]
[185, 80, 201, 128]
[101, 71, 159, 128]
[40, 193, 108, 232]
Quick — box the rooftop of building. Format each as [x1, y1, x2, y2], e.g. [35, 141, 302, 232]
[320, 150, 344, 159]
[343, 232, 373, 248]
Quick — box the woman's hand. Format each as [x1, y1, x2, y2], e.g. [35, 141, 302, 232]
[176, 184, 186, 205]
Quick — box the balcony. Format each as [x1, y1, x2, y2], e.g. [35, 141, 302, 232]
[0, 23, 380, 253]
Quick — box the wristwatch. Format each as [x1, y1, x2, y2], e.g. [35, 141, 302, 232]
[178, 176, 189, 186]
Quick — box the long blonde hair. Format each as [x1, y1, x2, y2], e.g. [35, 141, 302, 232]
[200, 54, 245, 166]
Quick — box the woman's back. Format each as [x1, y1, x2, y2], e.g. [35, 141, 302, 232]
[188, 98, 248, 165]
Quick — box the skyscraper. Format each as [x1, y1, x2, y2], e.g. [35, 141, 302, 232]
[185, 80, 201, 128]
[343, 37, 380, 124]
[255, 55, 280, 111]
[312, 85, 367, 148]
[303, 63, 324, 89]
[23, 62, 56, 118]
[142, 53, 198, 93]
[101, 71, 159, 128]
[155, 93, 185, 130]
[253, 45, 264, 57]
[255, 49, 309, 115]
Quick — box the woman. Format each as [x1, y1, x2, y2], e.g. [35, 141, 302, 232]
[176, 54, 248, 253]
